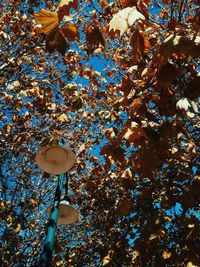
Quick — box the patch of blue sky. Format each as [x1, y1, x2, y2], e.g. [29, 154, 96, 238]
[88, 137, 108, 160]
[119, 110, 128, 123]
[149, 2, 163, 16]
[125, 145, 138, 158]
[165, 202, 183, 217]
[168, 116, 176, 122]
[186, 207, 200, 217]
[88, 59, 105, 75]
[162, 162, 169, 168]
[127, 233, 140, 247]
[153, 200, 161, 209]
[149, 101, 156, 108]
[192, 166, 198, 175]
[18, 106, 28, 116]
[1, 110, 13, 124]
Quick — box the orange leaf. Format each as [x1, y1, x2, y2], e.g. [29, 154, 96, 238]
[34, 10, 59, 33]
[60, 24, 79, 41]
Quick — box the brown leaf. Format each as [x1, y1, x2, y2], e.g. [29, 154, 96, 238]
[115, 199, 135, 216]
[85, 25, 105, 54]
[184, 75, 200, 99]
[130, 29, 151, 64]
[34, 10, 59, 33]
[160, 35, 200, 58]
[58, 0, 78, 19]
[134, 146, 162, 177]
[60, 24, 79, 41]
[46, 30, 69, 55]
[100, 144, 125, 166]
[120, 121, 148, 145]
[157, 62, 180, 84]
[161, 0, 172, 3]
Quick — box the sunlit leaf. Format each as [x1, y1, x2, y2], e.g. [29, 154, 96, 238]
[162, 251, 171, 259]
[102, 250, 114, 266]
[34, 10, 59, 33]
[109, 7, 145, 35]
[57, 113, 69, 122]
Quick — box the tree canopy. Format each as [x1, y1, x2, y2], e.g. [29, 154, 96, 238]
[0, 0, 200, 266]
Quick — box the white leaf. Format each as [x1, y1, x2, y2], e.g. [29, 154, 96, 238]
[190, 101, 199, 113]
[109, 7, 145, 35]
[109, 16, 127, 35]
[59, 0, 74, 7]
[176, 98, 191, 111]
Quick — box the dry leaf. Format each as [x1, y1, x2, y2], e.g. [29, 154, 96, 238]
[34, 10, 59, 33]
[102, 250, 114, 266]
[162, 251, 171, 259]
[115, 199, 135, 216]
[100, 144, 125, 166]
[186, 262, 199, 267]
[121, 122, 147, 144]
[57, 113, 68, 122]
[85, 25, 105, 54]
[46, 30, 69, 55]
[60, 24, 79, 41]
[160, 35, 200, 58]
[109, 7, 145, 35]
[130, 29, 151, 63]
[59, 0, 74, 6]
[55, 259, 64, 266]
[58, 0, 78, 18]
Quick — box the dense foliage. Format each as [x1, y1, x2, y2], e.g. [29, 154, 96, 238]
[0, 0, 199, 266]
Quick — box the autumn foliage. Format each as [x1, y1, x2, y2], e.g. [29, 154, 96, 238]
[0, 0, 200, 266]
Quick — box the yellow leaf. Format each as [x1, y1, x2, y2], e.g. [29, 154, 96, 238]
[29, 199, 37, 205]
[103, 255, 111, 266]
[187, 262, 199, 267]
[162, 251, 171, 259]
[57, 113, 68, 122]
[34, 10, 59, 33]
[55, 260, 64, 266]
[0, 201, 5, 211]
[52, 129, 59, 136]
[102, 250, 114, 266]
[15, 224, 21, 233]
[7, 216, 12, 224]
